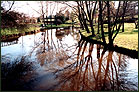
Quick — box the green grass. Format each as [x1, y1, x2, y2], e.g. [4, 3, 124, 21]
[42, 23, 80, 29]
[1, 23, 79, 37]
[1, 28, 19, 36]
[44, 24, 72, 28]
[114, 34, 138, 51]
[1, 24, 40, 36]
[80, 23, 138, 51]
[113, 23, 138, 51]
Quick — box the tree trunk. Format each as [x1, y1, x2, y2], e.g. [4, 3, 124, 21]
[90, 20, 95, 36]
[97, 16, 100, 34]
[122, 1, 126, 32]
[83, 18, 90, 33]
[99, 1, 106, 44]
[122, 19, 124, 32]
[42, 15, 46, 27]
[107, 1, 113, 46]
[135, 21, 138, 29]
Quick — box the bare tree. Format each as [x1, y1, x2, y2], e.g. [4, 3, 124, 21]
[126, 1, 138, 29]
[1, 1, 15, 13]
[107, 1, 128, 45]
[60, 1, 131, 46]
[99, 1, 106, 44]
[76, 1, 97, 36]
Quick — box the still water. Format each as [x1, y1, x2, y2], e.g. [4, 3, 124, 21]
[1, 27, 138, 91]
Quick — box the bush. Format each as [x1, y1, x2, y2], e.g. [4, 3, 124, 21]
[54, 15, 69, 25]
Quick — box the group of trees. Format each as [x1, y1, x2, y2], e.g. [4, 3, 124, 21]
[1, 8, 22, 28]
[1, 1, 21, 28]
[1, 1, 37, 28]
[54, 10, 70, 24]
[1, 1, 138, 45]
[78, 1, 138, 46]
[34, 1, 70, 25]
[125, 1, 138, 28]
[62, 1, 138, 46]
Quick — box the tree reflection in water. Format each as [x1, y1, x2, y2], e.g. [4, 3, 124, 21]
[52, 39, 130, 91]
[34, 28, 79, 69]
[30, 28, 136, 91]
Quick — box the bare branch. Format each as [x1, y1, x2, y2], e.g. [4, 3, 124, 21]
[5, 1, 15, 13]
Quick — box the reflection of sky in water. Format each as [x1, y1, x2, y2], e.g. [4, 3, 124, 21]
[2, 34, 38, 60]
[123, 58, 138, 86]
[1, 28, 80, 61]
[1, 27, 138, 91]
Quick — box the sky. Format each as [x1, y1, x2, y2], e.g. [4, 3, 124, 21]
[2, 1, 131, 18]
[12, 1, 47, 17]
[2, 1, 39, 17]
[3, 1, 73, 17]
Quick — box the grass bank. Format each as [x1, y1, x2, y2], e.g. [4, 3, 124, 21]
[1, 24, 41, 41]
[1, 23, 80, 41]
[80, 23, 138, 51]
[1, 24, 40, 36]
[1, 23, 74, 37]
[41, 23, 80, 29]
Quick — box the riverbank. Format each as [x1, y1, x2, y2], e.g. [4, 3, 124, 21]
[1, 23, 80, 42]
[80, 23, 138, 51]
[1, 24, 40, 42]
[40, 23, 80, 30]
[79, 30, 138, 59]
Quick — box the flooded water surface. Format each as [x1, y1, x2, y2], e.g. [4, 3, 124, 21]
[1, 27, 138, 91]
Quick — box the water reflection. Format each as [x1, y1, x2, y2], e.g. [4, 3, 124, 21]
[28, 29, 138, 91]
[51, 39, 138, 91]
[1, 27, 138, 91]
[34, 28, 79, 68]
[1, 40, 18, 47]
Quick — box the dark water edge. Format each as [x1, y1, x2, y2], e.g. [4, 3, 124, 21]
[79, 30, 138, 59]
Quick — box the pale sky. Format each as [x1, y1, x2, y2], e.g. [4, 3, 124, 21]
[14, 1, 39, 17]
[4, 1, 73, 17]
[2, 1, 130, 18]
